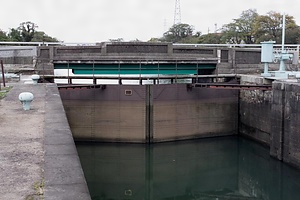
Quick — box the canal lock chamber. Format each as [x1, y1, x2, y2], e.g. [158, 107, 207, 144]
[58, 80, 300, 200]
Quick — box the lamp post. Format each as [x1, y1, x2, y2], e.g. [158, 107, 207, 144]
[274, 13, 293, 78]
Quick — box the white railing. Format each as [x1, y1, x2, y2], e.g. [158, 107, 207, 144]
[174, 43, 300, 49]
[0, 41, 97, 46]
[0, 41, 300, 50]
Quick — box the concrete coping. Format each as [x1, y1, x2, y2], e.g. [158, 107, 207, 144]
[44, 84, 91, 200]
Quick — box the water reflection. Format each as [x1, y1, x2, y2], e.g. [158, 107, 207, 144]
[76, 136, 300, 200]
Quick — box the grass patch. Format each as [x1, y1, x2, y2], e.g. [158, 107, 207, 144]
[0, 86, 12, 99]
[26, 179, 44, 200]
[33, 178, 44, 196]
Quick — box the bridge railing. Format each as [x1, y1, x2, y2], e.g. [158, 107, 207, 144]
[0, 41, 96, 46]
[1, 41, 300, 49]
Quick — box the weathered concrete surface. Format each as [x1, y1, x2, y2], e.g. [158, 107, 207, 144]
[270, 82, 285, 160]
[152, 84, 238, 142]
[239, 75, 300, 169]
[60, 85, 147, 143]
[282, 82, 300, 168]
[0, 82, 45, 199]
[271, 81, 300, 168]
[0, 46, 36, 64]
[0, 79, 91, 199]
[44, 84, 91, 200]
[239, 75, 273, 145]
[60, 84, 238, 143]
[0, 46, 36, 74]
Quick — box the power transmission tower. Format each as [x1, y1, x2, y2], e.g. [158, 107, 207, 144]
[174, 0, 181, 25]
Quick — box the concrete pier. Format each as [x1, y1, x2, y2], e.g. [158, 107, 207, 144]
[0, 78, 91, 199]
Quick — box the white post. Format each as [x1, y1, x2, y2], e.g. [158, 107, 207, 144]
[279, 14, 286, 72]
[281, 14, 286, 53]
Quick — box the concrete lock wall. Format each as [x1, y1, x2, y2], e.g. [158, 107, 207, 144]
[59, 84, 239, 143]
[152, 84, 238, 142]
[239, 78, 300, 169]
[59, 85, 147, 143]
[239, 76, 273, 145]
[271, 82, 300, 168]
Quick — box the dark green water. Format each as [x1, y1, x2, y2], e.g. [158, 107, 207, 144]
[76, 136, 300, 200]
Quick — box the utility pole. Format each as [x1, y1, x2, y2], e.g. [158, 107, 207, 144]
[174, 0, 181, 25]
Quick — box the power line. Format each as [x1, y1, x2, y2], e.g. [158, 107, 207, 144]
[174, 0, 181, 25]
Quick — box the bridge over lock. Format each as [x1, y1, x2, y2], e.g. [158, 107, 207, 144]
[35, 42, 265, 79]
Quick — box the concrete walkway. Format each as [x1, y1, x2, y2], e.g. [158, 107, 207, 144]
[0, 77, 91, 199]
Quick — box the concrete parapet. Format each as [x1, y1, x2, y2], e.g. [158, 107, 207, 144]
[216, 64, 265, 75]
[0, 46, 36, 65]
[35, 62, 54, 76]
[44, 84, 91, 199]
[240, 75, 272, 85]
[235, 49, 260, 64]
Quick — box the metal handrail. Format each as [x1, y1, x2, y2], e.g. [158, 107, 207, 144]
[174, 43, 300, 49]
[0, 41, 95, 46]
[1, 41, 300, 49]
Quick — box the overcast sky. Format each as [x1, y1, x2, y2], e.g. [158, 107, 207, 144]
[0, 0, 298, 43]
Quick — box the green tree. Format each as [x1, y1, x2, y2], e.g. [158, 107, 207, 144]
[6, 22, 59, 42]
[148, 38, 160, 42]
[18, 21, 38, 42]
[254, 11, 300, 44]
[0, 30, 9, 41]
[162, 23, 194, 43]
[198, 33, 222, 44]
[222, 9, 259, 44]
[31, 31, 58, 42]
[154, 10, 300, 44]
[7, 28, 22, 41]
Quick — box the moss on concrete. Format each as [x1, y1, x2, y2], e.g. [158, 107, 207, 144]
[25, 179, 44, 200]
[0, 86, 12, 99]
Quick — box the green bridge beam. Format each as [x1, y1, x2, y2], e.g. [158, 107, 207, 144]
[54, 63, 216, 75]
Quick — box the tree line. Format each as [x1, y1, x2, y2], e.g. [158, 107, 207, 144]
[152, 9, 300, 44]
[1, 10, 300, 44]
[0, 21, 58, 42]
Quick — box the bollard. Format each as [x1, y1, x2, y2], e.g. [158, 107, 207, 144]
[296, 74, 300, 83]
[31, 74, 40, 85]
[18, 92, 34, 110]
